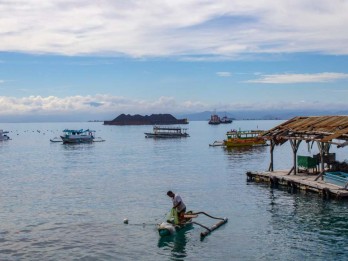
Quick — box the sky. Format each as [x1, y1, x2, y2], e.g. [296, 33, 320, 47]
[1, 0, 348, 122]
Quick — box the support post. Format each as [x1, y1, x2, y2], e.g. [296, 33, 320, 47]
[268, 140, 275, 172]
[316, 142, 330, 180]
[289, 139, 302, 175]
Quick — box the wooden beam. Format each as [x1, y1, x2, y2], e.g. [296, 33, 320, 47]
[320, 127, 348, 142]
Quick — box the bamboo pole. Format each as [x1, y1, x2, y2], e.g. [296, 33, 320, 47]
[200, 218, 228, 239]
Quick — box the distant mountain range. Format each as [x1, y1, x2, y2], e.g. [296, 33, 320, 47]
[1, 109, 348, 123]
[175, 109, 348, 121]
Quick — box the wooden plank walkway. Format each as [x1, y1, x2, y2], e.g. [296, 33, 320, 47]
[246, 170, 348, 199]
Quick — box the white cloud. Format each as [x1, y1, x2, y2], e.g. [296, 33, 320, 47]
[1, 95, 348, 121]
[0, 95, 209, 116]
[216, 72, 231, 77]
[247, 72, 348, 84]
[0, 1, 348, 57]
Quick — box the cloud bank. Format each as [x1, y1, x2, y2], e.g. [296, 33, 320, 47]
[1, 95, 348, 122]
[247, 72, 348, 84]
[1, 1, 348, 57]
[0, 95, 207, 117]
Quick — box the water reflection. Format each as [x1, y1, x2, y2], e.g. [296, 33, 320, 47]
[62, 143, 95, 151]
[224, 145, 268, 156]
[266, 187, 348, 258]
[157, 226, 193, 260]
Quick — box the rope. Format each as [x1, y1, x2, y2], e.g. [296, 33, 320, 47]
[191, 211, 225, 221]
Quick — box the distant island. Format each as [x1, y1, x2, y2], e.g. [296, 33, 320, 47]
[104, 113, 189, 125]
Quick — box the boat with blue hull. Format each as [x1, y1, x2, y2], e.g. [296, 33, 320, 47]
[0, 129, 10, 141]
[60, 129, 95, 144]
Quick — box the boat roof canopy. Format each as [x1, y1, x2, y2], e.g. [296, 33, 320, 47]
[262, 116, 348, 147]
[63, 129, 95, 133]
[153, 126, 187, 131]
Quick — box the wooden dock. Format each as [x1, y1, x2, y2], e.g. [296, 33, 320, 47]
[246, 170, 348, 199]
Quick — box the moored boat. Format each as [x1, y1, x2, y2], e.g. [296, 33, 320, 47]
[60, 129, 95, 144]
[224, 129, 266, 147]
[0, 130, 10, 141]
[145, 126, 189, 138]
[208, 114, 221, 125]
[220, 116, 233, 124]
[209, 140, 225, 147]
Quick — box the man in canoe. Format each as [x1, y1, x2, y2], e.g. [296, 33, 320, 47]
[167, 190, 186, 223]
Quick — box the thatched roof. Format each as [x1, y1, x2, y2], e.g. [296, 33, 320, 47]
[262, 116, 348, 147]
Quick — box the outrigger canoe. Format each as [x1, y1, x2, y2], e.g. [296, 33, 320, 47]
[157, 209, 228, 239]
[157, 210, 195, 237]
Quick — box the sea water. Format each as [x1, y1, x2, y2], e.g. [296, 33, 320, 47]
[0, 120, 348, 260]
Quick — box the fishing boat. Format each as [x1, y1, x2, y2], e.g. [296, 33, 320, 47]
[0, 130, 10, 141]
[157, 209, 228, 239]
[145, 126, 189, 138]
[60, 129, 95, 144]
[220, 116, 233, 124]
[224, 129, 266, 147]
[208, 114, 221, 125]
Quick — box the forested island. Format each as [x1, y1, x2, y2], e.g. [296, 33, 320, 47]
[104, 114, 188, 125]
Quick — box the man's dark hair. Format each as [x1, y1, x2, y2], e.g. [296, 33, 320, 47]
[167, 190, 173, 196]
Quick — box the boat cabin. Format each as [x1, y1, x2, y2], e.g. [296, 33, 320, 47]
[226, 130, 263, 139]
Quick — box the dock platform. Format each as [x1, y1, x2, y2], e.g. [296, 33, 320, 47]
[246, 170, 348, 199]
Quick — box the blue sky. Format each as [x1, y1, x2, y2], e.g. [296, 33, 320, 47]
[0, 1, 348, 121]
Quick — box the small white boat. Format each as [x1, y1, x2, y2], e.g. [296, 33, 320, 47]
[93, 137, 106, 142]
[60, 129, 95, 144]
[0, 130, 10, 141]
[50, 137, 62, 142]
[209, 140, 225, 147]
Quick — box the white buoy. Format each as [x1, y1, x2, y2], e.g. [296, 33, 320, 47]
[123, 218, 129, 224]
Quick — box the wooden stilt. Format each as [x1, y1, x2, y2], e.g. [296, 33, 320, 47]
[268, 140, 275, 172]
[289, 139, 302, 175]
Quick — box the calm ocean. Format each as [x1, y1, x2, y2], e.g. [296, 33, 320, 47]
[1, 120, 348, 260]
